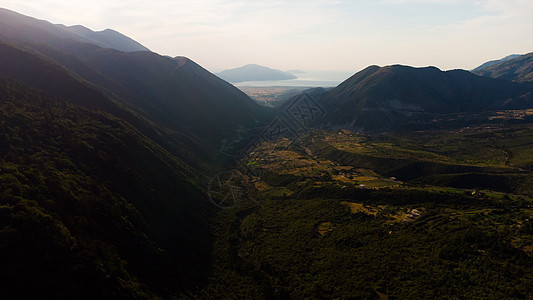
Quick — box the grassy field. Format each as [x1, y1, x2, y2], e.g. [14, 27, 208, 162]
[304, 126, 533, 196]
[318, 125, 533, 169]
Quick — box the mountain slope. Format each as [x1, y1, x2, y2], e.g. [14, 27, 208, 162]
[0, 11, 272, 296]
[216, 64, 297, 83]
[0, 8, 271, 166]
[472, 54, 522, 72]
[62, 24, 150, 52]
[0, 42, 121, 111]
[0, 41, 212, 168]
[0, 76, 213, 298]
[311, 65, 533, 131]
[0, 8, 149, 52]
[473, 52, 533, 82]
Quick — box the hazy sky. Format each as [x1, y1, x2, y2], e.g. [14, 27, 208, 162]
[2, 0, 533, 72]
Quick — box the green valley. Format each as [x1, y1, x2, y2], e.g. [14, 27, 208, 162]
[1, 6, 533, 299]
[198, 127, 533, 298]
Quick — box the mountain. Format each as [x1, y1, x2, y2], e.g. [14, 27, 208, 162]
[473, 52, 533, 82]
[0, 42, 214, 298]
[216, 64, 297, 83]
[472, 54, 522, 72]
[3, 7, 531, 299]
[0, 8, 272, 298]
[0, 8, 149, 52]
[304, 65, 533, 131]
[61, 25, 151, 52]
[0, 8, 270, 165]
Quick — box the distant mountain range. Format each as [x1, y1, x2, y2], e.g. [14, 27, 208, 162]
[216, 64, 297, 83]
[473, 52, 533, 82]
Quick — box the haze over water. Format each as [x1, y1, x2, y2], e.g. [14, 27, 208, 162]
[233, 70, 354, 87]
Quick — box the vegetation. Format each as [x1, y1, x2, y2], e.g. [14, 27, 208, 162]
[304, 65, 533, 131]
[473, 52, 533, 82]
[196, 132, 533, 299]
[1, 70, 532, 299]
[0, 79, 213, 298]
[1, 11, 533, 298]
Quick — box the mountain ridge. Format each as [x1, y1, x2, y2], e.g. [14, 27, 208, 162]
[473, 52, 533, 82]
[472, 54, 522, 72]
[61, 24, 151, 52]
[300, 64, 533, 131]
[0, 7, 149, 52]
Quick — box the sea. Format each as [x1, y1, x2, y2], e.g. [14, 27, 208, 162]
[233, 70, 354, 88]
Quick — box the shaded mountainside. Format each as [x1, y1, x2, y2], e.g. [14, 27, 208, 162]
[0, 78, 213, 298]
[473, 52, 533, 83]
[216, 64, 297, 83]
[36, 44, 267, 146]
[0, 7, 149, 52]
[0, 41, 210, 171]
[0, 42, 123, 112]
[307, 65, 533, 131]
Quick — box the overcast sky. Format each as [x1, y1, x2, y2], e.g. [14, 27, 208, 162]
[2, 0, 533, 72]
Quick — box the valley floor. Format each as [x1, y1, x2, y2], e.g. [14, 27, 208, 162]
[197, 126, 533, 299]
